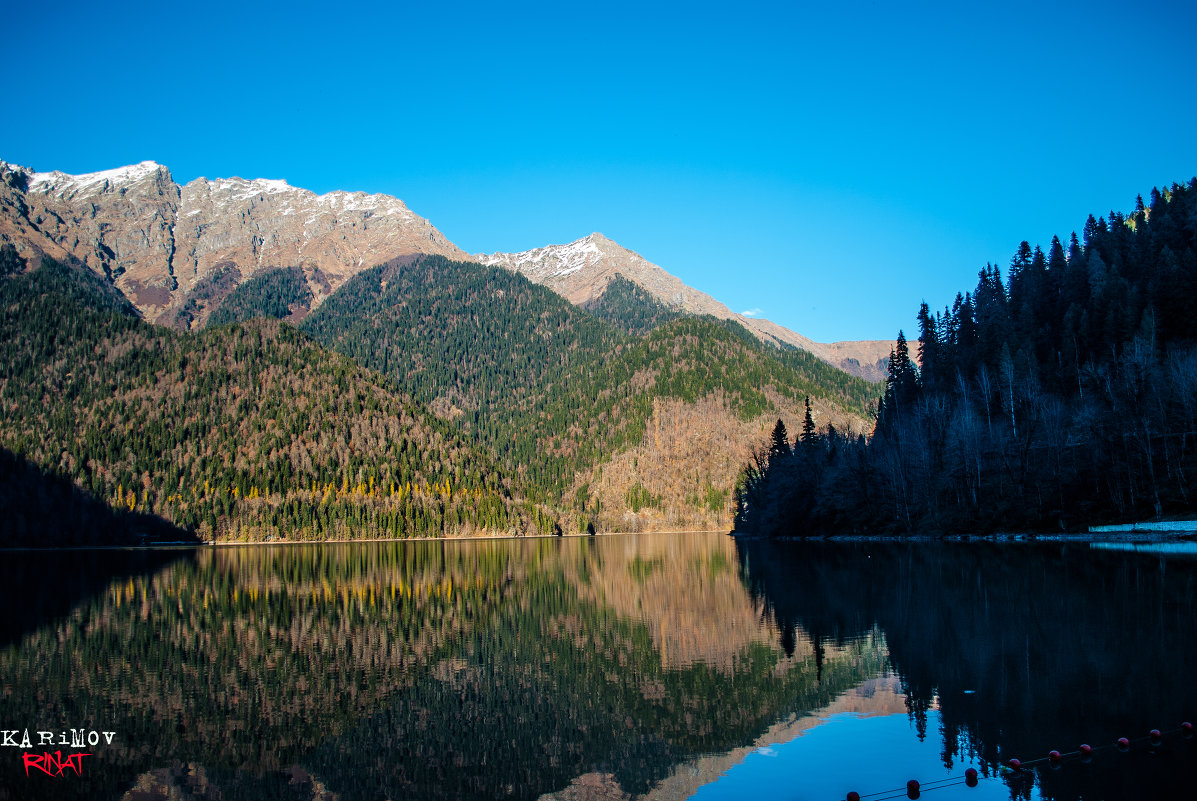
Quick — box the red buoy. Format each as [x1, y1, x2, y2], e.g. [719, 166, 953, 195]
[847, 793, 860, 801]
[1150, 728, 1162, 741]
[1079, 743, 1093, 759]
[965, 767, 979, 787]
[907, 779, 921, 799]
[1048, 750, 1062, 763]
[1117, 737, 1130, 750]
[1183, 721, 1194, 737]
[1008, 758, 1021, 771]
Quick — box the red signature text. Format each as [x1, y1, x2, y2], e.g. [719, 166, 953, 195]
[22, 751, 91, 777]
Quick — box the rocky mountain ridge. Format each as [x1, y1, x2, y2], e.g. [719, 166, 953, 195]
[480, 233, 893, 381]
[0, 160, 466, 329]
[0, 158, 888, 377]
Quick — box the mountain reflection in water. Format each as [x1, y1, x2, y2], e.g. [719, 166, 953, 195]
[1, 534, 1194, 800]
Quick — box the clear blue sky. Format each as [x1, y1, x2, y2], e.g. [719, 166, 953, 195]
[8, 0, 1195, 342]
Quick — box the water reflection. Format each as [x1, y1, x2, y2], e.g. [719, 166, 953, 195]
[735, 538, 1197, 800]
[622, 676, 913, 801]
[0, 534, 885, 800]
[0, 548, 184, 650]
[6, 535, 1190, 800]
[1090, 541, 1197, 556]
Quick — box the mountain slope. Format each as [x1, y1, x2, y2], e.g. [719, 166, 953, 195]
[0, 160, 465, 329]
[206, 266, 315, 327]
[0, 256, 534, 542]
[581, 274, 685, 334]
[478, 233, 893, 380]
[478, 232, 734, 315]
[0, 158, 888, 537]
[298, 254, 878, 530]
[1, 159, 887, 374]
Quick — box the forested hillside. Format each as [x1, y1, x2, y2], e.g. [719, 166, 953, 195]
[0, 243, 878, 544]
[580, 274, 684, 334]
[296, 256, 877, 527]
[735, 179, 1197, 535]
[207, 265, 314, 327]
[0, 256, 538, 543]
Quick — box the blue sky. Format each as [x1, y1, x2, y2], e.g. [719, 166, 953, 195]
[8, 0, 1195, 341]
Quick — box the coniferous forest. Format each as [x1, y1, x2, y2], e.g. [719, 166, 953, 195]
[299, 256, 874, 506]
[735, 180, 1197, 535]
[0, 245, 874, 544]
[14, 176, 1195, 544]
[0, 257, 533, 544]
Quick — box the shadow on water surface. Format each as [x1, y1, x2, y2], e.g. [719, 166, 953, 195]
[0, 446, 197, 649]
[0, 548, 190, 651]
[734, 537, 1197, 800]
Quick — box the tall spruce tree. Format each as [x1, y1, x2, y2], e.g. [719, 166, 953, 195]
[769, 419, 792, 460]
[876, 331, 919, 435]
[801, 397, 817, 444]
[916, 302, 941, 393]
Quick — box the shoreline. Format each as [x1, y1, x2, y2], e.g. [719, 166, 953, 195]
[0, 528, 726, 552]
[9, 523, 1197, 552]
[730, 518, 1197, 543]
[1088, 520, 1197, 533]
[731, 530, 1197, 544]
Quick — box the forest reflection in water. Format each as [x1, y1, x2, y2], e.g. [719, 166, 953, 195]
[0, 533, 882, 801]
[734, 537, 1197, 800]
[1, 534, 1193, 800]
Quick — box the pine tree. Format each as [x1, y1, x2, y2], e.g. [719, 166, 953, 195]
[1083, 215, 1105, 248]
[889, 331, 919, 407]
[916, 302, 941, 393]
[973, 265, 1009, 370]
[876, 331, 920, 435]
[801, 397, 817, 443]
[769, 419, 792, 460]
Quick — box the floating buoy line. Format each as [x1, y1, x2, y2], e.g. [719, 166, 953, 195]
[840, 722, 1193, 800]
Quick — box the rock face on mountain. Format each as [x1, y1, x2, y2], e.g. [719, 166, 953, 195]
[0, 162, 180, 308]
[480, 233, 734, 314]
[0, 160, 466, 328]
[480, 233, 893, 381]
[0, 157, 887, 377]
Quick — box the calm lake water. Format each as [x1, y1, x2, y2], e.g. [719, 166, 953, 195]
[2, 533, 1195, 800]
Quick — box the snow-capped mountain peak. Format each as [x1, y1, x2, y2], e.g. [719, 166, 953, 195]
[24, 160, 169, 198]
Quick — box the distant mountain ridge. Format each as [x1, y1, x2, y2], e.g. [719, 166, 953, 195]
[479, 233, 893, 381]
[0, 158, 888, 378]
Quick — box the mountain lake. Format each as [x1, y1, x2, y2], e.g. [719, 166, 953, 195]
[2, 531, 1195, 800]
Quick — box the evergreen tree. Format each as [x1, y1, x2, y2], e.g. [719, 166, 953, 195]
[973, 265, 1009, 371]
[801, 397, 817, 444]
[0, 244, 21, 278]
[735, 177, 1197, 538]
[916, 302, 941, 393]
[889, 331, 918, 406]
[769, 419, 792, 460]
